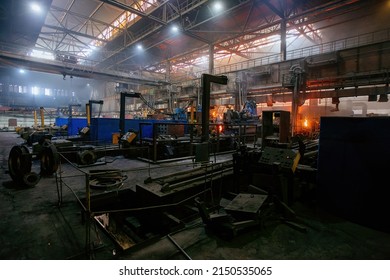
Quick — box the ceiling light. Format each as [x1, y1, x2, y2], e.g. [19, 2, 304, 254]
[30, 3, 42, 13]
[213, 1, 224, 12]
[19, 69, 25, 74]
[171, 25, 179, 33]
[137, 44, 143, 50]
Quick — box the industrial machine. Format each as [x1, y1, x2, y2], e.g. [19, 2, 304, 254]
[224, 100, 259, 124]
[261, 110, 291, 148]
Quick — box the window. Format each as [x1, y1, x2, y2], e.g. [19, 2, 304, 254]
[32, 86, 40, 95]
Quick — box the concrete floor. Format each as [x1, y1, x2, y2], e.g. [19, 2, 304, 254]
[1, 131, 390, 260]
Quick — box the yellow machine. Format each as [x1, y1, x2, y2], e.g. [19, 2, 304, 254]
[121, 131, 137, 144]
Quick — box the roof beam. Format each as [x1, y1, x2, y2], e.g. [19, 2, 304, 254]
[96, 0, 209, 68]
[43, 24, 108, 43]
[99, 0, 167, 25]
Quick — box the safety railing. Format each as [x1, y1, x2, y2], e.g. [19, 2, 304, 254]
[203, 28, 390, 77]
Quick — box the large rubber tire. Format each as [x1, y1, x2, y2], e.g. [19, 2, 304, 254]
[8, 145, 32, 183]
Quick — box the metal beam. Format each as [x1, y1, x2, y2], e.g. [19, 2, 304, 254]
[201, 74, 228, 142]
[43, 24, 108, 43]
[0, 50, 167, 86]
[97, 0, 209, 68]
[99, 0, 167, 25]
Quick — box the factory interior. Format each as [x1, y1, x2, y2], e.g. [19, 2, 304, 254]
[1, 0, 390, 260]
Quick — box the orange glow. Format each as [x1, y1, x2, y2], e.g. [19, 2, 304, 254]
[217, 125, 223, 133]
[303, 118, 309, 127]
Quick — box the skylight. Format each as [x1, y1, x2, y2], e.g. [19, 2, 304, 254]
[30, 49, 55, 61]
[80, 0, 159, 58]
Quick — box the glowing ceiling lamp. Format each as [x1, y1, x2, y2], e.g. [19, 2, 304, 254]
[212, 1, 224, 13]
[30, 3, 42, 13]
[171, 25, 179, 33]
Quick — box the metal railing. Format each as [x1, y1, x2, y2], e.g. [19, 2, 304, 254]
[209, 28, 390, 76]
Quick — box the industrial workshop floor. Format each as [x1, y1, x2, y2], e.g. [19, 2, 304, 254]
[1, 131, 390, 260]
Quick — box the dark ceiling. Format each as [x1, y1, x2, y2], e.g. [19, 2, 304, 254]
[0, 0, 386, 84]
[0, 0, 53, 53]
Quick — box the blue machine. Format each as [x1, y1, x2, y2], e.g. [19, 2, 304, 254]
[173, 108, 187, 120]
[88, 118, 188, 144]
[55, 117, 87, 136]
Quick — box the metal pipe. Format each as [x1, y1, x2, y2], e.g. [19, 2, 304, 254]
[85, 173, 91, 258]
[190, 101, 194, 123]
[34, 110, 37, 126]
[86, 103, 91, 126]
[167, 234, 192, 260]
[153, 123, 157, 162]
[87, 100, 104, 127]
[40, 107, 44, 126]
[290, 65, 303, 136]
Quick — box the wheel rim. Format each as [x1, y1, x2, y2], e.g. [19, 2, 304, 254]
[8, 145, 32, 182]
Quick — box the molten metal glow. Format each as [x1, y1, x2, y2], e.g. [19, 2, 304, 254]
[303, 118, 309, 128]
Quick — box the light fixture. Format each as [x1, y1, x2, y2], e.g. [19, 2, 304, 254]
[19, 69, 25, 74]
[171, 25, 179, 33]
[30, 3, 42, 13]
[136, 44, 143, 50]
[213, 1, 224, 12]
